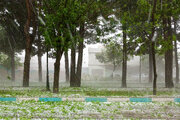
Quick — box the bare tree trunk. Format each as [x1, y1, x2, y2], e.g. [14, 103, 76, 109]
[76, 24, 85, 87]
[139, 56, 141, 83]
[23, 0, 32, 87]
[174, 20, 179, 84]
[23, 42, 32, 87]
[152, 0, 157, 95]
[23, 0, 37, 87]
[149, 50, 153, 83]
[38, 54, 42, 82]
[46, 47, 50, 91]
[53, 49, 63, 93]
[152, 41, 157, 95]
[37, 31, 42, 82]
[165, 47, 173, 88]
[70, 46, 77, 87]
[64, 51, 69, 83]
[76, 41, 83, 86]
[122, 29, 127, 88]
[11, 48, 15, 81]
[164, 18, 174, 88]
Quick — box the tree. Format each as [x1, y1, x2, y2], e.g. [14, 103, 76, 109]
[46, 47, 50, 91]
[42, 0, 95, 92]
[23, 0, 37, 87]
[172, 0, 180, 84]
[31, 30, 46, 83]
[174, 19, 179, 84]
[161, 0, 180, 88]
[0, 0, 26, 81]
[96, 41, 123, 78]
[64, 51, 69, 83]
[0, 53, 22, 79]
[127, 0, 158, 94]
[31, 0, 46, 83]
[69, 1, 98, 87]
[113, 0, 138, 88]
[151, 0, 157, 95]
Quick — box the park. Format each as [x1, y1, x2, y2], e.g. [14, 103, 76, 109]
[0, 0, 180, 119]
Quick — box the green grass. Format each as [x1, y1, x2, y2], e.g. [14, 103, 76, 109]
[0, 101, 179, 119]
[0, 87, 179, 97]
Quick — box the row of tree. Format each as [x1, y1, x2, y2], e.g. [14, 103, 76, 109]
[0, 0, 180, 94]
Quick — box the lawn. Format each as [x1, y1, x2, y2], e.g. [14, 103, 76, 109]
[0, 87, 179, 119]
[0, 101, 179, 119]
[0, 87, 179, 97]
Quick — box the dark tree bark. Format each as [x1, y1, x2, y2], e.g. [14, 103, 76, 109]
[23, 41, 32, 87]
[76, 24, 85, 87]
[23, 0, 32, 87]
[23, 0, 36, 87]
[152, 41, 157, 95]
[64, 51, 69, 83]
[46, 47, 50, 91]
[11, 47, 15, 81]
[174, 20, 179, 84]
[53, 48, 63, 93]
[37, 30, 42, 82]
[37, 0, 42, 83]
[149, 49, 153, 83]
[70, 46, 77, 87]
[151, 0, 157, 95]
[122, 28, 127, 88]
[164, 18, 174, 88]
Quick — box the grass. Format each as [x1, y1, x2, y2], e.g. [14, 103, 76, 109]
[0, 101, 179, 119]
[0, 87, 179, 119]
[0, 87, 179, 97]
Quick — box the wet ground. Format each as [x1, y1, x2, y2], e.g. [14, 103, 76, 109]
[0, 101, 179, 119]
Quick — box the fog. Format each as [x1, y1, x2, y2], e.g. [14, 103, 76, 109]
[0, 43, 179, 89]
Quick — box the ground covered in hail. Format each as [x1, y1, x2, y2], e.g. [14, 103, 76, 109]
[0, 87, 179, 119]
[0, 101, 179, 119]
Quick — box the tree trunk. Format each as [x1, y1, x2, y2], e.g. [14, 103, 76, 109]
[53, 49, 63, 93]
[76, 41, 83, 86]
[70, 46, 77, 87]
[165, 47, 173, 88]
[139, 56, 141, 83]
[76, 24, 85, 87]
[152, 41, 157, 95]
[23, 0, 37, 87]
[11, 48, 15, 81]
[23, 42, 32, 87]
[122, 29, 127, 88]
[38, 54, 42, 82]
[46, 47, 50, 91]
[37, 0, 42, 83]
[64, 51, 69, 83]
[149, 49, 153, 83]
[23, 0, 31, 87]
[164, 18, 174, 88]
[174, 20, 179, 84]
[111, 61, 116, 79]
[151, 0, 157, 95]
[37, 31, 42, 82]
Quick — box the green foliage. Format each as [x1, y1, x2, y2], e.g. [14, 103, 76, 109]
[0, 53, 22, 70]
[42, 0, 96, 51]
[96, 41, 122, 69]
